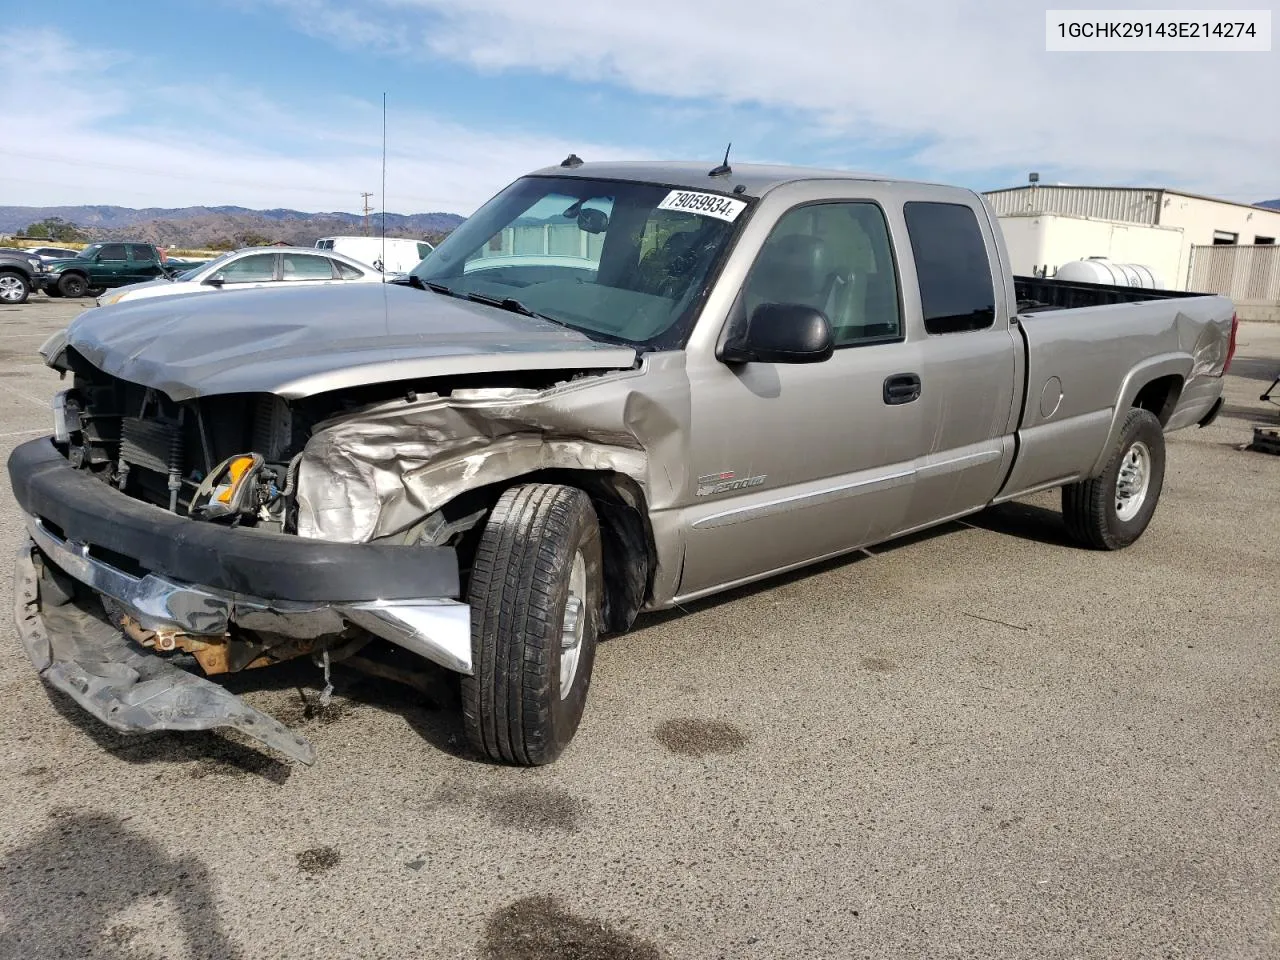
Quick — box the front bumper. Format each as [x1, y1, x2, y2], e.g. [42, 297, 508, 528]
[8, 437, 474, 763]
[15, 544, 319, 764]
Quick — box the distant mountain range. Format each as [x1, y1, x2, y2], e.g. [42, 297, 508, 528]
[1259, 199, 1280, 210]
[0, 205, 465, 249]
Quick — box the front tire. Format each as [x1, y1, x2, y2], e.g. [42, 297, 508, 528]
[58, 273, 89, 298]
[1062, 408, 1166, 550]
[43, 286, 63, 298]
[0, 271, 30, 305]
[462, 484, 603, 765]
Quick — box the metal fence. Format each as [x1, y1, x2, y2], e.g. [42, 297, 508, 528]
[1188, 244, 1280, 300]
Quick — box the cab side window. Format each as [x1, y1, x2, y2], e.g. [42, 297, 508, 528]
[218, 253, 277, 283]
[903, 202, 996, 334]
[744, 202, 901, 347]
[98, 244, 127, 261]
[127, 244, 154, 262]
[280, 254, 338, 281]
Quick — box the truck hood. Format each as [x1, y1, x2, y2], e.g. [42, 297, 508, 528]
[43, 257, 91, 272]
[51, 282, 638, 401]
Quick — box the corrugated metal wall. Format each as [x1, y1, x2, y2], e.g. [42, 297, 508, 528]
[984, 186, 1161, 225]
[1189, 244, 1280, 300]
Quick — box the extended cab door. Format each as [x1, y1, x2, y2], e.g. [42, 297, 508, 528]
[893, 196, 1020, 531]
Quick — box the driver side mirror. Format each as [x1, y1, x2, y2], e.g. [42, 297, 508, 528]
[206, 274, 226, 287]
[719, 303, 834, 365]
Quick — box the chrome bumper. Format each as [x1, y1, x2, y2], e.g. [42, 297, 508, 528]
[26, 514, 473, 675]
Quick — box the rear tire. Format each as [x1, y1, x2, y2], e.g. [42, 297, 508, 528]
[462, 484, 603, 765]
[1062, 408, 1166, 550]
[0, 271, 30, 305]
[58, 273, 88, 298]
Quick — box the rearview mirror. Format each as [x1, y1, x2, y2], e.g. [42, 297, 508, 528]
[719, 303, 834, 365]
[577, 207, 609, 234]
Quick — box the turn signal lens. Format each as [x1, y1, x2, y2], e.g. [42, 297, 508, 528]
[216, 456, 258, 504]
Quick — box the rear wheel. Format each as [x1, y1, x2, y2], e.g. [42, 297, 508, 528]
[58, 273, 89, 298]
[0, 271, 30, 304]
[462, 484, 603, 765]
[1062, 408, 1166, 550]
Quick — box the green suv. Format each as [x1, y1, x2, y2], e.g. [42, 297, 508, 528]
[41, 242, 175, 298]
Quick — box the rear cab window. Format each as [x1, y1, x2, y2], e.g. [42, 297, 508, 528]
[903, 201, 996, 334]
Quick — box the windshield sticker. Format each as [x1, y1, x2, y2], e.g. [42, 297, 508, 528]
[657, 190, 747, 222]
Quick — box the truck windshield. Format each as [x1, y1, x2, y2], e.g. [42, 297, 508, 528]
[411, 176, 749, 348]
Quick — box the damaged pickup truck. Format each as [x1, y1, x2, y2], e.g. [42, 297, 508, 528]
[9, 160, 1239, 766]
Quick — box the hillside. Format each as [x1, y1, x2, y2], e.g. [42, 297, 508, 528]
[0, 204, 465, 248]
[1259, 199, 1280, 210]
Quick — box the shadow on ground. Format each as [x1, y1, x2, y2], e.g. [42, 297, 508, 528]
[0, 810, 240, 960]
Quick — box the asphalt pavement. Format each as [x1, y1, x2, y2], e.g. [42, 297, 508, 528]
[0, 294, 1276, 960]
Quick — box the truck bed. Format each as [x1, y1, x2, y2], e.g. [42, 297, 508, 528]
[1014, 275, 1205, 313]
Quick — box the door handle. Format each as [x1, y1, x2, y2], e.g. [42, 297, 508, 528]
[883, 373, 921, 405]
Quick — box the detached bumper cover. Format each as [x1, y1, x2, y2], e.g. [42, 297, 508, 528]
[15, 545, 317, 764]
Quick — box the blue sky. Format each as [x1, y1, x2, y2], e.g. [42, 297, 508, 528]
[4, 1, 1277, 215]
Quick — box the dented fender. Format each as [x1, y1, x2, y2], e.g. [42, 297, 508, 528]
[294, 353, 692, 601]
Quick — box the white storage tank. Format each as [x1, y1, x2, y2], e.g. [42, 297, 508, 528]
[1055, 257, 1163, 289]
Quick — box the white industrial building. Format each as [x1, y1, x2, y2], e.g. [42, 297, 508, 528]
[984, 182, 1280, 299]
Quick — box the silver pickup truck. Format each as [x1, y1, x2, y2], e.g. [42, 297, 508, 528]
[10, 160, 1238, 766]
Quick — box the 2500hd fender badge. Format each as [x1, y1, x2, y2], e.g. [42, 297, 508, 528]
[696, 471, 767, 497]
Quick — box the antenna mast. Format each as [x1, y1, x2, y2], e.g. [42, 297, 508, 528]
[380, 92, 387, 275]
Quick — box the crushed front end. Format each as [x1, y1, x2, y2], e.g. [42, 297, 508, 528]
[8, 356, 471, 764]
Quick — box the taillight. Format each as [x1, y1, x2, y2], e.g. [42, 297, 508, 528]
[1222, 312, 1239, 375]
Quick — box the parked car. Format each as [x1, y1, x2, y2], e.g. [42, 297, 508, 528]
[315, 236, 433, 274]
[39, 242, 175, 298]
[96, 246, 384, 306]
[26, 246, 82, 262]
[0, 248, 46, 304]
[10, 160, 1237, 768]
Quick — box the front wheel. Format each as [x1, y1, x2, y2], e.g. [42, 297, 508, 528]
[0, 271, 30, 305]
[462, 484, 603, 765]
[1062, 408, 1166, 550]
[43, 286, 63, 298]
[58, 273, 89, 298]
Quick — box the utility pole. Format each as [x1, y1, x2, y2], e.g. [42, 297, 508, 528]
[361, 192, 374, 236]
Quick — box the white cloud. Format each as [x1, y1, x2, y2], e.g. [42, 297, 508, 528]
[0, 30, 645, 214]
[278, 0, 1280, 200]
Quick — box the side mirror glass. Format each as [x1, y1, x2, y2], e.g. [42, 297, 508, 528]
[720, 303, 834, 365]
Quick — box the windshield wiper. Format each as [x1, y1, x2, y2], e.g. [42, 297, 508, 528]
[463, 291, 563, 325]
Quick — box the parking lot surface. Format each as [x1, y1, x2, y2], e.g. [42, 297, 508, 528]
[0, 295, 1277, 960]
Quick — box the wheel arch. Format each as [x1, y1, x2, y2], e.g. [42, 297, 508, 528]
[442, 468, 658, 635]
[1086, 354, 1189, 477]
